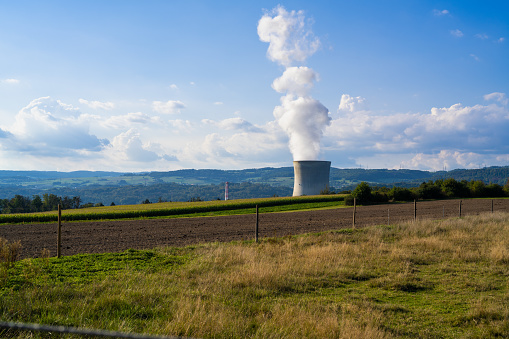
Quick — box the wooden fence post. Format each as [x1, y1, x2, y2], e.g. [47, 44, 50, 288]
[414, 200, 417, 221]
[353, 198, 356, 228]
[492, 199, 494, 213]
[57, 204, 62, 258]
[255, 205, 259, 243]
[387, 209, 390, 226]
[459, 200, 462, 218]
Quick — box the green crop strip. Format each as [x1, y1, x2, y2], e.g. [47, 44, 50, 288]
[0, 195, 345, 224]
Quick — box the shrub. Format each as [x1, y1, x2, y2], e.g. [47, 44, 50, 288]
[351, 182, 372, 204]
[0, 238, 22, 268]
[344, 195, 355, 206]
[389, 187, 415, 202]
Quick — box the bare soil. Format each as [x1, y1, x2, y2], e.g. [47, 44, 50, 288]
[1, 199, 507, 259]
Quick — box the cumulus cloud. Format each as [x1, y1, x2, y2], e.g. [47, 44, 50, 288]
[7, 97, 107, 155]
[257, 6, 320, 66]
[79, 98, 115, 110]
[178, 121, 289, 167]
[450, 29, 464, 37]
[103, 112, 161, 129]
[337, 94, 367, 113]
[170, 84, 178, 90]
[152, 100, 186, 114]
[433, 9, 449, 16]
[109, 129, 173, 162]
[484, 92, 508, 105]
[327, 93, 509, 170]
[402, 151, 485, 171]
[202, 117, 263, 133]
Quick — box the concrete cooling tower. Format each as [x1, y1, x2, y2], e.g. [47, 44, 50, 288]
[293, 160, 331, 196]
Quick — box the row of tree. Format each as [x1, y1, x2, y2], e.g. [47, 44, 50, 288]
[345, 178, 509, 205]
[0, 194, 96, 214]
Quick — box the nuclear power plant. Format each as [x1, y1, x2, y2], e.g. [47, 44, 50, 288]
[292, 160, 331, 196]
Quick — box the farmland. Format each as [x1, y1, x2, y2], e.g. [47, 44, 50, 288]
[1, 206, 509, 338]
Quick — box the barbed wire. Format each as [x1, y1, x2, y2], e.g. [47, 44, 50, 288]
[0, 321, 197, 339]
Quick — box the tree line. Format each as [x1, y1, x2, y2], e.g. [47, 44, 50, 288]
[344, 178, 509, 205]
[0, 194, 105, 214]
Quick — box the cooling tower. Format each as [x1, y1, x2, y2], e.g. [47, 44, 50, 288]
[293, 160, 331, 196]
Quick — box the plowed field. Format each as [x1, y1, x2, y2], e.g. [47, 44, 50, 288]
[1, 199, 507, 259]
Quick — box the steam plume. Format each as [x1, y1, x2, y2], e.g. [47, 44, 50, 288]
[258, 6, 330, 160]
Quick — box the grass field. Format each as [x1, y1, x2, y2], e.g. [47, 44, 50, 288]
[1, 211, 509, 338]
[0, 195, 346, 224]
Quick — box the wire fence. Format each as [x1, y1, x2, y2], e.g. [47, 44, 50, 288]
[0, 321, 197, 339]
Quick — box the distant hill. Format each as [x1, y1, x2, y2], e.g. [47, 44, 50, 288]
[0, 166, 508, 204]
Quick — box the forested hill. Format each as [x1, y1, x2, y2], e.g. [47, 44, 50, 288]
[0, 166, 508, 204]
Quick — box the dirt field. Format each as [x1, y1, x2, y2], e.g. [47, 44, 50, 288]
[1, 199, 508, 259]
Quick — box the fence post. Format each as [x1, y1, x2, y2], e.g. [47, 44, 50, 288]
[492, 199, 494, 213]
[387, 209, 390, 226]
[414, 200, 417, 221]
[353, 198, 356, 228]
[57, 204, 62, 258]
[255, 205, 259, 243]
[459, 200, 462, 218]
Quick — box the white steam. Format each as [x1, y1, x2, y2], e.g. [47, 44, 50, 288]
[258, 6, 330, 161]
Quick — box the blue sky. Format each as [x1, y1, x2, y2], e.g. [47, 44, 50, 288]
[0, 1, 507, 172]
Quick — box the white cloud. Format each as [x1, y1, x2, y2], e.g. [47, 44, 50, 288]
[433, 9, 449, 16]
[79, 98, 115, 110]
[103, 112, 161, 129]
[337, 94, 367, 113]
[7, 97, 107, 155]
[497, 37, 505, 43]
[152, 100, 185, 114]
[484, 92, 508, 105]
[470, 54, 480, 62]
[1, 78, 20, 84]
[109, 129, 170, 162]
[450, 29, 464, 38]
[257, 5, 320, 66]
[214, 101, 223, 105]
[326, 94, 509, 170]
[401, 151, 485, 171]
[168, 119, 194, 133]
[170, 84, 179, 90]
[475, 33, 489, 40]
[202, 117, 263, 133]
[178, 121, 289, 167]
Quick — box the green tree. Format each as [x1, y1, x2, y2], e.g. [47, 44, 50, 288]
[31, 195, 43, 212]
[388, 187, 414, 201]
[441, 178, 469, 198]
[351, 182, 372, 204]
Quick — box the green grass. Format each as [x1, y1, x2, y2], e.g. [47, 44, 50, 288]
[2, 212, 509, 338]
[0, 195, 346, 224]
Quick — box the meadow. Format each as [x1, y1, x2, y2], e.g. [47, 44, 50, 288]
[1, 211, 509, 338]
